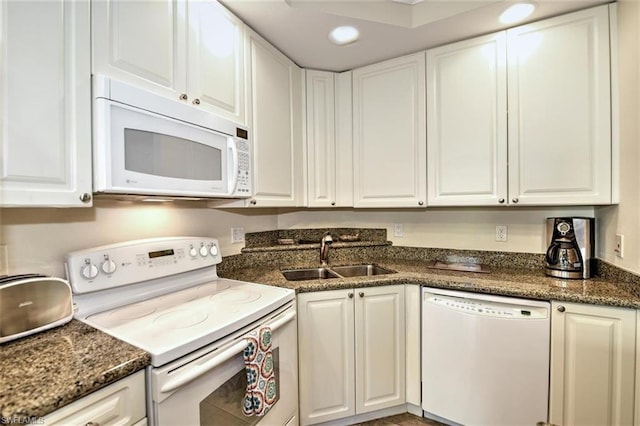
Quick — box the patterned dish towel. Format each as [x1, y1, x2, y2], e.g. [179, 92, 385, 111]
[242, 327, 277, 417]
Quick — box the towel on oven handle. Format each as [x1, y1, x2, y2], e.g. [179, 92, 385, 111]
[242, 326, 276, 417]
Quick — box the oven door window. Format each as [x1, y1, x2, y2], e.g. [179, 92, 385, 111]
[124, 129, 222, 181]
[199, 349, 280, 426]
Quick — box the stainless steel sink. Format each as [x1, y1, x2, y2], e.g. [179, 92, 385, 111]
[281, 268, 341, 281]
[281, 264, 395, 281]
[330, 264, 395, 277]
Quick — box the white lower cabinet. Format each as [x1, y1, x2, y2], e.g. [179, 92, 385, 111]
[43, 370, 146, 426]
[297, 286, 405, 425]
[550, 301, 636, 426]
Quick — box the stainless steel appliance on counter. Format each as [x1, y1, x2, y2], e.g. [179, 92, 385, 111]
[0, 274, 73, 343]
[65, 237, 298, 426]
[545, 217, 594, 279]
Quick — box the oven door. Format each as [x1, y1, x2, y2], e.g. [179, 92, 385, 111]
[93, 98, 238, 197]
[149, 303, 298, 426]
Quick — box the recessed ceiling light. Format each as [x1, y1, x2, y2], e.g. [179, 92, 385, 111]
[329, 26, 359, 46]
[499, 2, 536, 24]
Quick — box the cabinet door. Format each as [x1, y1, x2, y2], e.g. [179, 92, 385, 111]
[550, 301, 635, 426]
[298, 290, 356, 425]
[355, 285, 405, 413]
[306, 70, 337, 207]
[352, 53, 426, 208]
[186, 0, 246, 124]
[426, 33, 508, 206]
[92, 0, 186, 100]
[507, 5, 612, 205]
[0, 0, 92, 207]
[246, 31, 305, 207]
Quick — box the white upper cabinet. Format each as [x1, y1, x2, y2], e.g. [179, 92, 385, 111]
[245, 30, 305, 207]
[0, 0, 92, 207]
[92, 0, 246, 124]
[426, 5, 614, 207]
[507, 5, 612, 205]
[426, 33, 508, 206]
[353, 52, 427, 208]
[306, 70, 353, 207]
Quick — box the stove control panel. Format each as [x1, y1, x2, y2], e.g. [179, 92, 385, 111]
[65, 237, 222, 294]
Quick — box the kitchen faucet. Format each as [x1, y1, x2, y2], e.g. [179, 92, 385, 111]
[320, 232, 333, 266]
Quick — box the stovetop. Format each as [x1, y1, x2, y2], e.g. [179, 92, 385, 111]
[65, 237, 294, 367]
[82, 278, 293, 367]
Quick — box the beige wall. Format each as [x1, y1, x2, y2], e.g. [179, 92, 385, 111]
[596, 0, 640, 275]
[0, 200, 278, 277]
[277, 207, 594, 254]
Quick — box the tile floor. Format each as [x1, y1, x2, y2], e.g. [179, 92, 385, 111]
[356, 413, 446, 426]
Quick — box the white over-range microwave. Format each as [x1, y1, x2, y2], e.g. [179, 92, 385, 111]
[92, 75, 251, 199]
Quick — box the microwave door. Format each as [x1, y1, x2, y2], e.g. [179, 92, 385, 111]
[101, 101, 232, 197]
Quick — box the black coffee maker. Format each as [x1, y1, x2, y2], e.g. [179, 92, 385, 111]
[545, 217, 594, 279]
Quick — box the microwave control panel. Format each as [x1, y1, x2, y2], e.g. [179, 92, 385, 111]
[235, 138, 251, 196]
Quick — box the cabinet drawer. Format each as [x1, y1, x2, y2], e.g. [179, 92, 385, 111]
[43, 370, 146, 426]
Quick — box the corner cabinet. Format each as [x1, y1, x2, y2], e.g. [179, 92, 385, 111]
[549, 301, 635, 426]
[297, 286, 405, 425]
[352, 53, 426, 208]
[244, 30, 305, 208]
[305, 70, 353, 207]
[0, 0, 92, 207]
[92, 0, 247, 124]
[426, 4, 614, 207]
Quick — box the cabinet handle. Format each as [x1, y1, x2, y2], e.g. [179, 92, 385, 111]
[557, 305, 566, 313]
[418, 201, 424, 206]
[498, 198, 505, 204]
[179, 93, 188, 101]
[359, 292, 364, 297]
[250, 199, 257, 205]
[193, 98, 201, 105]
[79, 193, 91, 203]
[86, 422, 100, 426]
[512, 198, 519, 204]
[331, 201, 336, 206]
[348, 292, 353, 298]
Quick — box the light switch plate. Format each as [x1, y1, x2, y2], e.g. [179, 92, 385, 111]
[394, 224, 404, 237]
[615, 234, 624, 258]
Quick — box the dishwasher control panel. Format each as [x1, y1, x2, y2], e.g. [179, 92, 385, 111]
[424, 292, 548, 319]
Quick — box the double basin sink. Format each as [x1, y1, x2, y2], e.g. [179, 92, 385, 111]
[282, 264, 395, 281]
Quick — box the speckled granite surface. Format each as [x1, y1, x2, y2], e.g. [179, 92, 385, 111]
[218, 244, 640, 309]
[0, 320, 150, 419]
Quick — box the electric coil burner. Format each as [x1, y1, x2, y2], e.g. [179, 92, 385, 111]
[65, 237, 298, 426]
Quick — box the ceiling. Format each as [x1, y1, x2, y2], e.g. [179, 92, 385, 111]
[220, 0, 611, 72]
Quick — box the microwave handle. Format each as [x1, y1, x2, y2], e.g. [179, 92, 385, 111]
[159, 310, 296, 394]
[227, 138, 239, 195]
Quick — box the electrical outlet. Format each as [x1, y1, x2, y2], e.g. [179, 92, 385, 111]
[615, 234, 624, 258]
[0, 245, 7, 275]
[495, 225, 507, 242]
[231, 227, 245, 244]
[394, 224, 404, 237]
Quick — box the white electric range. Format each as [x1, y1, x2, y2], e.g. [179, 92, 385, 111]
[65, 237, 298, 426]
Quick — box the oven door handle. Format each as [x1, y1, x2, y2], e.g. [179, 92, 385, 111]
[160, 339, 250, 393]
[266, 310, 296, 331]
[160, 310, 296, 394]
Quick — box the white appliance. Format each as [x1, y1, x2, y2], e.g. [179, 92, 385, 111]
[92, 75, 251, 199]
[421, 287, 550, 426]
[66, 237, 297, 426]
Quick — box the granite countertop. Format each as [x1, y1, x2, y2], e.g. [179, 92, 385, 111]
[0, 320, 150, 420]
[221, 259, 640, 309]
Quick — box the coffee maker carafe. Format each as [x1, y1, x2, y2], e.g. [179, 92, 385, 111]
[545, 217, 594, 279]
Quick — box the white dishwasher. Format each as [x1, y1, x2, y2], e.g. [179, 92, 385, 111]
[422, 287, 550, 426]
